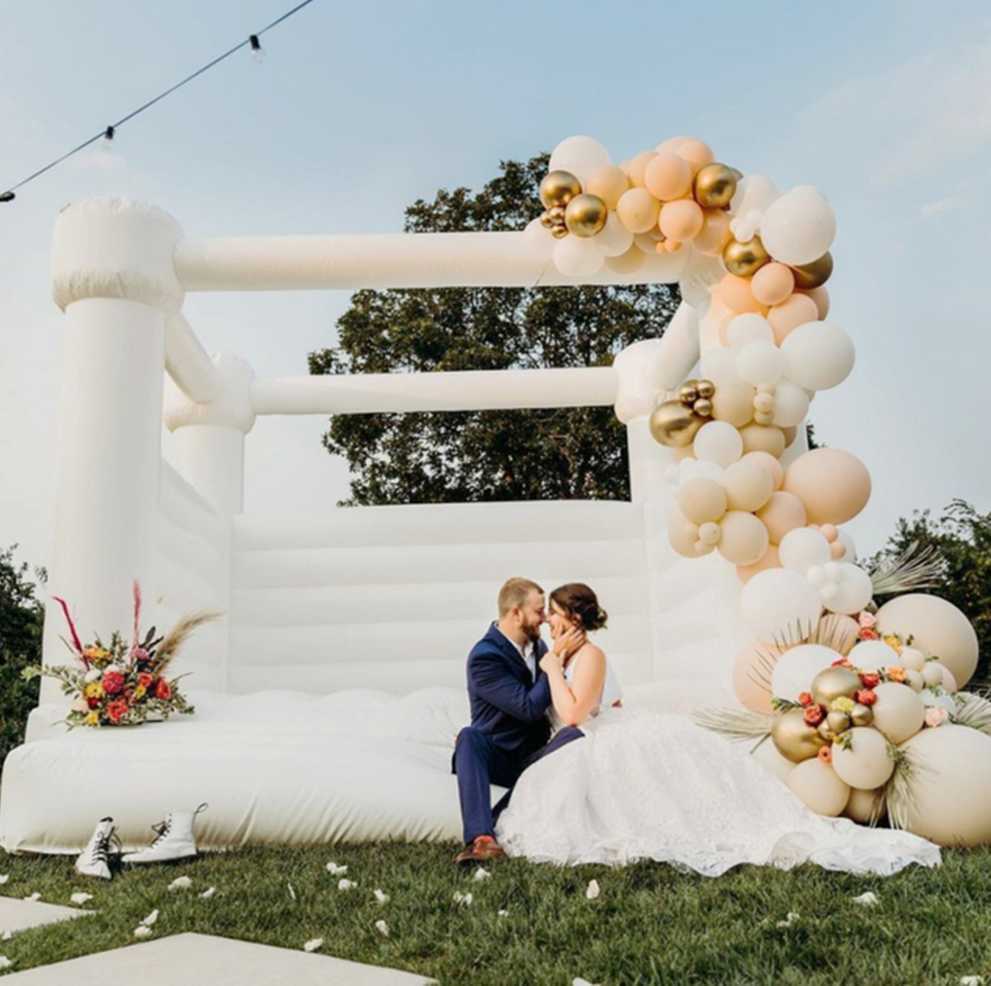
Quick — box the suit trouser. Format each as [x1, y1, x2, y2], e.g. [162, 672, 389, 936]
[453, 725, 584, 845]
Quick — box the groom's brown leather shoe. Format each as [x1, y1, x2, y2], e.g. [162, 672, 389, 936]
[453, 835, 506, 865]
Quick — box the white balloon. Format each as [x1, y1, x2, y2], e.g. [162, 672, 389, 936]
[759, 185, 836, 265]
[870, 682, 925, 745]
[835, 529, 857, 562]
[523, 218, 553, 253]
[820, 562, 874, 615]
[693, 420, 743, 467]
[740, 568, 824, 640]
[549, 135, 611, 186]
[772, 380, 810, 428]
[779, 527, 831, 574]
[736, 340, 785, 387]
[634, 231, 663, 254]
[847, 639, 900, 672]
[730, 174, 779, 219]
[772, 643, 841, 702]
[677, 457, 724, 486]
[553, 235, 605, 277]
[596, 211, 634, 257]
[726, 314, 774, 347]
[787, 758, 851, 817]
[781, 321, 855, 392]
[699, 347, 740, 384]
[831, 726, 894, 790]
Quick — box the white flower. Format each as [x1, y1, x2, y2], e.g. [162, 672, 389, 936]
[585, 880, 600, 901]
[453, 891, 473, 906]
[325, 862, 348, 876]
[1, 931, 10, 942]
[574, 979, 602, 986]
[140, 909, 159, 926]
[133, 926, 152, 939]
[168, 876, 192, 891]
[497, 909, 509, 918]
[775, 911, 800, 928]
[303, 938, 323, 953]
[23, 892, 40, 902]
[472, 868, 492, 882]
[0, 875, 8, 884]
[0, 957, 12, 970]
[84, 669, 101, 683]
[960, 978, 984, 986]
[373, 889, 390, 905]
[199, 886, 217, 899]
[375, 920, 390, 937]
[338, 879, 356, 891]
[69, 892, 93, 906]
[852, 892, 878, 907]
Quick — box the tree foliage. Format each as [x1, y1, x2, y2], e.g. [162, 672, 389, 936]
[308, 154, 680, 504]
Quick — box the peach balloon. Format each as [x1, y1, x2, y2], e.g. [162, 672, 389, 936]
[659, 200, 704, 241]
[714, 274, 767, 315]
[711, 377, 756, 428]
[673, 445, 696, 461]
[717, 511, 770, 566]
[817, 612, 859, 655]
[829, 541, 845, 559]
[751, 263, 795, 307]
[737, 543, 781, 585]
[586, 164, 629, 210]
[782, 425, 798, 447]
[677, 477, 728, 525]
[732, 639, 782, 712]
[741, 450, 784, 490]
[722, 458, 775, 512]
[660, 136, 715, 173]
[783, 449, 872, 525]
[644, 152, 693, 201]
[694, 208, 732, 256]
[616, 188, 661, 234]
[740, 424, 786, 458]
[767, 293, 819, 345]
[801, 286, 831, 319]
[626, 150, 657, 188]
[756, 491, 807, 544]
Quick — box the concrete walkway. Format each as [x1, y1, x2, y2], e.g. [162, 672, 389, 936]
[0, 895, 93, 934]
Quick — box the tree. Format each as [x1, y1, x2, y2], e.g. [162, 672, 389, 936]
[869, 499, 990, 685]
[0, 545, 44, 767]
[308, 154, 680, 505]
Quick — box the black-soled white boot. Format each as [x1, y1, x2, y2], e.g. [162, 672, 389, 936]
[123, 803, 207, 864]
[74, 816, 121, 880]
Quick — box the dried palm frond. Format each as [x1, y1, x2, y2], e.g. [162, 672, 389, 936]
[692, 707, 774, 754]
[154, 610, 223, 675]
[869, 542, 945, 597]
[951, 691, 991, 735]
[745, 615, 856, 696]
[882, 743, 933, 832]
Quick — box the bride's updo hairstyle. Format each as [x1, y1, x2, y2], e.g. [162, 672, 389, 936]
[549, 583, 608, 632]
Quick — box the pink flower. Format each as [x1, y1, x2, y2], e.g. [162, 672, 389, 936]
[102, 670, 125, 695]
[130, 646, 150, 664]
[858, 628, 880, 641]
[925, 707, 948, 728]
[858, 611, 877, 629]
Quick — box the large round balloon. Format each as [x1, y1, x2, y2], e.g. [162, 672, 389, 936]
[717, 511, 769, 566]
[758, 186, 836, 265]
[847, 639, 900, 672]
[815, 561, 874, 615]
[876, 594, 979, 688]
[736, 543, 781, 584]
[732, 642, 781, 713]
[677, 477, 727, 525]
[694, 420, 743, 467]
[844, 786, 885, 825]
[750, 736, 795, 783]
[553, 234, 604, 276]
[741, 567, 823, 640]
[771, 643, 840, 702]
[756, 491, 806, 544]
[782, 449, 871, 525]
[894, 725, 991, 846]
[780, 321, 855, 392]
[779, 526, 831, 574]
[549, 135, 611, 186]
[831, 726, 895, 790]
[870, 682, 926, 745]
[787, 758, 850, 817]
[721, 458, 775, 512]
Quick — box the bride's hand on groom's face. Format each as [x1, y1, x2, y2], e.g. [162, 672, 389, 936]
[547, 625, 585, 663]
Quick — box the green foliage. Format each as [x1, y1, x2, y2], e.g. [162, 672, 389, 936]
[308, 153, 680, 505]
[0, 544, 44, 765]
[869, 499, 991, 684]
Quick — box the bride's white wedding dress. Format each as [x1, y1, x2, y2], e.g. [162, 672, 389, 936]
[495, 656, 942, 876]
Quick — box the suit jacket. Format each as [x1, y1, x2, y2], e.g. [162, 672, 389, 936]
[464, 622, 552, 759]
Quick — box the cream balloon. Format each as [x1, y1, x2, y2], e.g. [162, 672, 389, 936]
[711, 379, 756, 429]
[780, 321, 855, 392]
[751, 262, 795, 307]
[741, 568, 823, 640]
[819, 562, 874, 615]
[726, 314, 774, 347]
[750, 736, 795, 783]
[717, 510, 769, 566]
[893, 725, 991, 846]
[758, 185, 836, 265]
[778, 526, 831, 574]
[771, 643, 841, 702]
[876, 594, 979, 688]
[595, 211, 635, 257]
[844, 786, 885, 825]
[729, 174, 779, 219]
[767, 293, 820, 346]
[693, 421, 744, 467]
[732, 642, 780, 713]
[677, 477, 728, 525]
[667, 509, 702, 558]
[870, 682, 926, 744]
[756, 491, 807, 544]
[787, 758, 851, 817]
[741, 450, 784, 490]
[523, 217, 554, 252]
[549, 135, 611, 186]
[553, 234, 605, 276]
[585, 164, 629, 210]
[739, 424, 785, 458]
[831, 727, 895, 790]
[782, 449, 872, 525]
[737, 543, 782, 584]
[721, 458, 775, 512]
[771, 381, 810, 428]
[616, 188, 661, 234]
[898, 647, 927, 672]
[736, 340, 785, 387]
[847, 639, 900, 672]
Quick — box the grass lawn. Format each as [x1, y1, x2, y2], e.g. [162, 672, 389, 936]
[1, 843, 990, 984]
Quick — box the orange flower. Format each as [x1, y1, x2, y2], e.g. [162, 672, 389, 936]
[831, 657, 852, 667]
[885, 666, 906, 683]
[798, 692, 814, 707]
[106, 699, 129, 724]
[803, 704, 825, 726]
[855, 689, 877, 706]
[817, 745, 832, 764]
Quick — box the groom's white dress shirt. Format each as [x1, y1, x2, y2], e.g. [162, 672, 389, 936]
[494, 624, 538, 681]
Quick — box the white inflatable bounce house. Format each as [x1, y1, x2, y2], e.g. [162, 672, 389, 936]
[2, 134, 986, 853]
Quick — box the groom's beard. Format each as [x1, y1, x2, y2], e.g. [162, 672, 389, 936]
[522, 622, 542, 645]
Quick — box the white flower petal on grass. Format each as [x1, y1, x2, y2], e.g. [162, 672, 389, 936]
[0, 875, 8, 885]
[852, 891, 879, 907]
[0, 957, 12, 970]
[168, 876, 192, 892]
[453, 891, 473, 906]
[574, 979, 602, 986]
[1, 931, 11, 941]
[373, 889, 390, 905]
[288, 882, 297, 901]
[338, 879, 356, 891]
[497, 909, 509, 918]
[199, 886, 217, 899]
[472, 868, 492, 882]
[23, 892, 40, 902]
[585, 880, 600, 901]
[775, 911, 801, 928]
[303, 938, 323, 953]
[325, 862, 348, 876]
[140, 909, 159, 927]
[375, 920, 390, 937]
[69, 892, 93, 906]
[960, 978, 984, 986]
[133, 926, 152, 939]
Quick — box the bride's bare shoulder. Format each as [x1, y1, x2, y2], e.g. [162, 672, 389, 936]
[571, 642, 606, 671]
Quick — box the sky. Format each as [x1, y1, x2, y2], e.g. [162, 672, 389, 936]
[1, 0, 989, 575]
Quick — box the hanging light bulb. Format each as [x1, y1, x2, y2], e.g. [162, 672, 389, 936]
[249, 34, 264, 63]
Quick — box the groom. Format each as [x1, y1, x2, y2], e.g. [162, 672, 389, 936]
[451, 577, 585, 865]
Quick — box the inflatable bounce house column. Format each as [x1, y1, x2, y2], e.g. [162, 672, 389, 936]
[42, 200, 184, 706]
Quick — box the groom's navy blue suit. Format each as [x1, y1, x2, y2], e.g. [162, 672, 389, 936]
[453, 622, 584, 845]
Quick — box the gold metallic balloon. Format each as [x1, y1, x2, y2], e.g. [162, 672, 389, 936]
[693, 398, 713, 418]
[648, 400, 704, 448]
[850, 703, 874, 727]
[772, 708, 827, 763]
[549, 205, 566, 224]
[539, 170, 582, 209]
[696, 379, 716, 400]
[550, 226, 569, 239]
[811, 667, 861, 707]
[539, 211, 554, 229]
[817, 722, 836, 743]
[679, 382, 700, 404]
[723, 236, 771, 277]
[693, 163, 738, 209]
[791, 251, 833, 289]
[728, 166, 744, 182]
[827, 710, 852, 735]
[564, 193, 609, 238]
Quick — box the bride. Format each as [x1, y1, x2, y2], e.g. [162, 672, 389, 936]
[494, 582, 942, 877]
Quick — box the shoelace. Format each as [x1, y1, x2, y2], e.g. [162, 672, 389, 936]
[148, 818, 172, 848]
[92, 827, 122, 865]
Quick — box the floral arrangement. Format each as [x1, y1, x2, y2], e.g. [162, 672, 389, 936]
[23, 581, 220, 728]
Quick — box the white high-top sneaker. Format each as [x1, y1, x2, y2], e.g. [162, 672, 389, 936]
[74, 817, 121, 880]
[123, 803, 207, 864]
